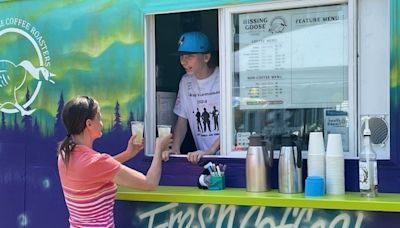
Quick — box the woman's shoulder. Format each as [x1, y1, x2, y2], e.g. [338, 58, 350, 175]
[74, 144, 97, 154]
[72, 147, 117, 172]
[72, 145, 105, 163]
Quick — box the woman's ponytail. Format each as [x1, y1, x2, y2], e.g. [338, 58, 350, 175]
[58, 134, 76, 167]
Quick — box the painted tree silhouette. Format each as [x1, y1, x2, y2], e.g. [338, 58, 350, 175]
[111, 101, 123, 133]
[54, 92, 66, 139]
[0, 112, 6, 139]
[13, 113, 19, 132]
[1, 112, 5, 131]
[95, 101, 130, 154]
[21, 88, 33, 133]
[127, 110, 134, 132]
[33, 118, 40, 136]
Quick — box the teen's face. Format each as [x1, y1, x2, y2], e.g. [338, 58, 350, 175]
[87, 110, 103, 139]
[180, 53, 210, 76]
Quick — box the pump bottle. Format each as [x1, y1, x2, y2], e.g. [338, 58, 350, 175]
[359, 117, 378, 197]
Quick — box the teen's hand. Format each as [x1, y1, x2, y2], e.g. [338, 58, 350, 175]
[156, 134, 173, 159]
[161, 149, 179, 161]
[187, 150, 206, 164]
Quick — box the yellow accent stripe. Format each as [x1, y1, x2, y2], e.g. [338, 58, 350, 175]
[116, 186, 400, 212]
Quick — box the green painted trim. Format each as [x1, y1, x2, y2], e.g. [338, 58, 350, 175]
[117, 186, 400, 212]
[136, 0, 272, 14]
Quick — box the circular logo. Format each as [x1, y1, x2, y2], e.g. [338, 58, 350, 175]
[269, 16, 287, 34]
[0, 18, 55, 116]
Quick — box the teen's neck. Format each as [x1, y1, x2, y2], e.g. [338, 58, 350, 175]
[195, 66, 214, 80]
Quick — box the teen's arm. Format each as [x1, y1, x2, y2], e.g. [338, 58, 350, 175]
[171, 116, 188, 153]
[161, 116, 187, 161]
[187, 137, 220, 164]
[205, 137, 220, 155]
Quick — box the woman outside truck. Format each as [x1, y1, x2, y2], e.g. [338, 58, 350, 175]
[57, 96, 171, 228]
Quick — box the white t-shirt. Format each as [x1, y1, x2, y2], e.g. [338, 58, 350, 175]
[174, 67, 220, 152]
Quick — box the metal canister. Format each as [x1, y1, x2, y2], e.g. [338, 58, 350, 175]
[246, 134, 273, 192]
[278, 135, 303, 193]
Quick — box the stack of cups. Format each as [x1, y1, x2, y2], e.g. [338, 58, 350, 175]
[307, 132, 326, 179]
[325, 134, 345, 195]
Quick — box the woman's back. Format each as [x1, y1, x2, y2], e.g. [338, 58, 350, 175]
[58, 144, 120, 228]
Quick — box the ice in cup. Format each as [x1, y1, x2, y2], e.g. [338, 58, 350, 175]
[157, 124, 172, 151]
[131, 121, 144, 144]
[157, 125, 171, 138]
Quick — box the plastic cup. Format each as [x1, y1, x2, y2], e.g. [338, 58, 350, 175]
[308, 132, 325, 155]
[157, 125, 171, 138]
[307, 154, 325, 177]
[326, 134, 344, 157]
[307, 132, 326, 179]
[325, 155, 345, 195]
[326, 178, 345, 195]
[305, 176, 325, 197]
[131, 121, 144, 144]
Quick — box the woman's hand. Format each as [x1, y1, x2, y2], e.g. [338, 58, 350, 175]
[187, 150, 206, 164]
[113, 133, 144, 163]
[126, 133, 144, 158]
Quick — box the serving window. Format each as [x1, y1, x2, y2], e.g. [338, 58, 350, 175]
[145, 0, 390, 159]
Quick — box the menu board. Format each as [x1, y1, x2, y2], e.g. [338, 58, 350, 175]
[237, 5, 348, 110]
[156, 91, 177, 126]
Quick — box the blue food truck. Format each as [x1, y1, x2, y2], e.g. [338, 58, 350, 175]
[0, 0, 399, 227]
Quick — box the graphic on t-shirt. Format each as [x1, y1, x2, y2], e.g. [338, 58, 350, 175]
[211, 106, 219, 130]
[174, 68, 220, 149]
[195, 108, 203, 132]
[192, 105, 219, 136]
[201, 107, 211, 132]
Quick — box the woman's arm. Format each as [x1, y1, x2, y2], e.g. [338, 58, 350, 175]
[112, 135, 172, 191]
[113, 134, 143, 163]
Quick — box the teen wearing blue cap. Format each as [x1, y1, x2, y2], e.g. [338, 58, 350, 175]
[177, 31, 211, 53]
[162, 31, 220, 164]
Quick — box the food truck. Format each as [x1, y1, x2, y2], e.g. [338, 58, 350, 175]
[0, 0, 399, 227]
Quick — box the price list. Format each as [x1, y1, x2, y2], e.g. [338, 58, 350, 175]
[238, 35, 290, 72]
[237, 6, 348, 110]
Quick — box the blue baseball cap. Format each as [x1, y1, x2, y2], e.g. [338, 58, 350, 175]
[177, 31, 211, 54]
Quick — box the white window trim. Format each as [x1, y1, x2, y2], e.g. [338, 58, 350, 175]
[144, 14, 157, 155]
[221, 0, 358, 158]
[144, 0, 359, 159]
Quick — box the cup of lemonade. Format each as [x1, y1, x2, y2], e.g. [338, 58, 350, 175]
[131, 121, 144, 144]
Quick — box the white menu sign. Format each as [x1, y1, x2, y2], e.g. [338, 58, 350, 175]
[238, 5, 348, 110]
[156, 91, 177, 126]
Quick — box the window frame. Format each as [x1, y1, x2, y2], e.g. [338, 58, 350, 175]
[221, 0, 357, 158]
[144, 0, 359, 159]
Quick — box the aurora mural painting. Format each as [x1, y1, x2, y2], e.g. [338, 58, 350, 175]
[0, 1, 145, 227]
[0, 0, 144, 137]
[0, 0, 399, 227]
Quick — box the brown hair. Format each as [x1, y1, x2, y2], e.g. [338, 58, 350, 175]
[57, 96, 99, 166]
